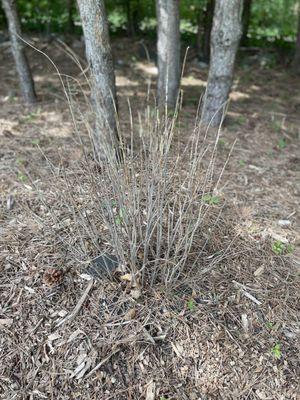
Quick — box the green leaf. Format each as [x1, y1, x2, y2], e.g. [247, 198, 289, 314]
[272, 240, 294, 255]
[278, 138, 286, 150]
[202, 194, 220, 205]
[272, 240, 285, 255]
[187, 298, 196, 311]
[31, 138, 40, 145]
[17, 172, 27, 182]
[271, 343, 282, 359]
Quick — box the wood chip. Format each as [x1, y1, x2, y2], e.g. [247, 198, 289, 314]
[145, 380, 156, 400]
[0, 318, 13, 327]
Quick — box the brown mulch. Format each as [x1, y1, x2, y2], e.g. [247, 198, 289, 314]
[0, 37, 300, 399]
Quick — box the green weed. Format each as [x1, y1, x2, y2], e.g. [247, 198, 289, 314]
[266, 321, 274, 329]
[202, 194, 220, 205]
[237, 115, 247, 125]
[17, 172, 27, 182]
[15, 158, 25, 166]
[278, 137, 286, 150]
[187, 298, 196, 311]
[272, 240, 294, 255]
[271, 343, 282, 359]
[31, 138, 40, 145]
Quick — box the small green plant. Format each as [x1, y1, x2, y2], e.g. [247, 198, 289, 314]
[271, 121, 281, 133]
[272, 240, 294, 255]
[278, 137, 286, 150]
[272, 240, 285, 255]
[15, 158, 25, 166]
[266, 321, 274, 329]
[218, 138, 226, 147]
[202, 194, 220, 205]
[286, 244, 295, 254]
[115, 208, 125, 226]
[160, 397, 168, 400]
[17, 172, 27, 182]
[271, 343, 282, 359]
[238, 159, 246, 167]
[187, 298, 196, 311]
[21, 111, 39, 123]
[237, 115, 247, 125]
[31, 138, 40, 145]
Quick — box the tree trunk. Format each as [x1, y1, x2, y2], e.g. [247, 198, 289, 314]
[126, 0, 136, 37]
[202, 0, 214, 62]
[241, 0, 252, 45]
[156, 0, 180, 109]
[1, 0, 37, 104]
[67, 0, 75, 33]
[292, 2, 300, 74]
[77, 0, 119, 157]
[196, 11, 202, 59]
[201, 0, 243, 127]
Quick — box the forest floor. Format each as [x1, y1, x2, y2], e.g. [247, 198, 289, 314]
[0, 37, 299, 399]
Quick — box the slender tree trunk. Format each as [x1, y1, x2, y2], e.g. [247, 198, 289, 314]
[196, 11, 202, 59]
[77, 0, 119, 157]
[202, 0, 214, 62]
[202, 0, 243, 127]
[67, 0, 75, 33]
[156, 0, 180, 109]
[292, 2, 300, 74]
[241, 0, 252, 45]
[126, 0, 135, 37]
[1, 0, 37, 104]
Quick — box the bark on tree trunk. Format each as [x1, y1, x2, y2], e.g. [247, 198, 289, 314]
[201, 0, 243, 127]
[241, 0, 252, 45]
[77, 0, 119, 157]
[156, 0, 180, 109]
[292, 2, 300, 74]
[1, 0, 37, 104]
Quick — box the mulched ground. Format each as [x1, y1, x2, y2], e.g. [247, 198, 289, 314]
[0, 37, 299, 399]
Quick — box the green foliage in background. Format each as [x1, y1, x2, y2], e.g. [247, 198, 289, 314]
[0, 0, 298, 46]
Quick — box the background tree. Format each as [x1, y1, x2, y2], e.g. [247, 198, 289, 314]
[77, 0, 119, 156]
[67, 0, 75, 33]
[1, 0, 36, 104]
[202, 0, 243, 127]
[196, 0, 215, 62]
[156, 0, 180, 109]
[241, 0, 252, 45]
[292, 1, 300, 73]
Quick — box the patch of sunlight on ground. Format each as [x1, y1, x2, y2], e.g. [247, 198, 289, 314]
[116, 76, 140, 87]
[181, 76, 206, 87]
[135, 62, 158, 76]
[230, 91, 251, 100]
[0, 118, 18, 134]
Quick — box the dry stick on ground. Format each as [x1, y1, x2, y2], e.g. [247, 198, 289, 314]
[55, 279, 94, 328]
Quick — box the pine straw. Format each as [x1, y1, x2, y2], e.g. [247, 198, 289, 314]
[1, 158, 299, 400]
